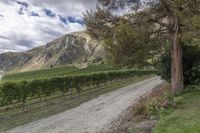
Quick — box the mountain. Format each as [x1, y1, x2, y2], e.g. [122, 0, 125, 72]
[0, 31, 105, 72]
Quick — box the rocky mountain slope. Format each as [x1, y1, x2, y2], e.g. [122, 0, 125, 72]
[0, 31, 105, 72]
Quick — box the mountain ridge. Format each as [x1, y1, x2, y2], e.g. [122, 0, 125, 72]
[0, 31, 105, 72]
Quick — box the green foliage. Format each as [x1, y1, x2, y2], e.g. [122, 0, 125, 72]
[184, 85, 200, 92]
[190, 62, 200, 85]
[97, 0, 141, 10]
[147, 94, 183, 115]
[156, 43, 200, 85]
[84, 7, 118, 39]
[104, 22, 157, 67]
[85, 0, 200, 66]
[0, 69, 156, 107]
[173, 96, 183, 105]
[147, 97, 162, 115]
[192, 16, 200, 30]
[17, 80, 29, 104]
[155, 44, 171, 82]
[1, 82, 18, 106]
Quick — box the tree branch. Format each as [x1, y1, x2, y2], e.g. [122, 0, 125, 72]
[159, 0, 173, 16]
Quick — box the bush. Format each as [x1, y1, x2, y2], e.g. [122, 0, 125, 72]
[185, 85, 200, 91]
[134, 96, 148, 116]
[147, 97, 162, 115]
[156, 42, 200, 85]
[133, 85, 183, 116]
[190, 62, 200, 84]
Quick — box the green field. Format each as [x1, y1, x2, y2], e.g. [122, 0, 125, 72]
[154, 89, 200, 133]
[2, 64, 118, 81]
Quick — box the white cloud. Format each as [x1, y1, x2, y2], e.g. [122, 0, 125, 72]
[30, 0, 96, 16]
[0, 0, 96, 53]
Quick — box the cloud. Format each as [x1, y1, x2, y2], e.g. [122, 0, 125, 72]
[30, 0, 97, 16]
[0, 0, 97, 53]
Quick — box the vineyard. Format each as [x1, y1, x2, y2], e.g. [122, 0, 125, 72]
[2, 64, 118, 81]
[0, 69, 155, 109]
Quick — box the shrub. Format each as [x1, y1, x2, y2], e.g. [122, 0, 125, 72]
[190, 62, 200, 85]
[184, 85, 200, 91]
[0, 82, 18, 106]
[155, 42, 200, 85]
[147, 97, 162, 115]
[173, 96, 183, 106]
[134, 96, 148, 116]
[133, 85, 183, 116]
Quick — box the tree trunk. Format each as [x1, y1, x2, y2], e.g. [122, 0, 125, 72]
[170, 18, 184, 94]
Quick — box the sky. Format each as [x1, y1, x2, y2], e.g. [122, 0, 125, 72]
[0, 0, 97, 53]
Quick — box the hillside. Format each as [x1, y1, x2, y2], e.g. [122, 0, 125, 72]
[2, 64, 118, 81]
[0, 31, 105, 72]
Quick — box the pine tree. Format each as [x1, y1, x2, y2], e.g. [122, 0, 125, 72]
[84, 0, 200, 94]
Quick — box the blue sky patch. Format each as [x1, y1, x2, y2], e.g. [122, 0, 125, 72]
[59, 15, 68, 24]
[43, 8, 56, 17]
[16, 1, 29, 8]
[31, 11, 39, 17]
[67, 16, 84, 25]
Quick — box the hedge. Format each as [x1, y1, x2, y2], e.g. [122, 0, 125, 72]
[0, 69, 156, 107]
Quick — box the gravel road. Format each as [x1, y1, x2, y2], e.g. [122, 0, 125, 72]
[5, 76, 162, 133]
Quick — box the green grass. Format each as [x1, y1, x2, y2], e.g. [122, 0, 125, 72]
[2, 64, 118, 81]
[2, 66, 78, 81]
[0, 75, 151, 132]
[70, 64, 118, 75]
[154, 88, 200, 133]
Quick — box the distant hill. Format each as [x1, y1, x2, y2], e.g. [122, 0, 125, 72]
[0, 31, 105, 72]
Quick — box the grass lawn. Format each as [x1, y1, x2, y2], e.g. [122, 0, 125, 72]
[2, 64, 118, 81]
[0, 75, 151, 132]
[154, 89, 200, 133]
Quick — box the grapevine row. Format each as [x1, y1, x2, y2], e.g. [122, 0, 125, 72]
[0, 69, 156, 107]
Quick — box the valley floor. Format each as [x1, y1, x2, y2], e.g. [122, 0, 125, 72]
[4, 77, 162, 133]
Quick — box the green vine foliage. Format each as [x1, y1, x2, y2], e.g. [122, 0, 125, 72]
[0, 69, 156, 107]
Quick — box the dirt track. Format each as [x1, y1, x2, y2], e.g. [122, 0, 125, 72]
[5, 76, 162, 133]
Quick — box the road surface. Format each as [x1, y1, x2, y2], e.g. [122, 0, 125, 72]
[5, 76, 162, 133]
